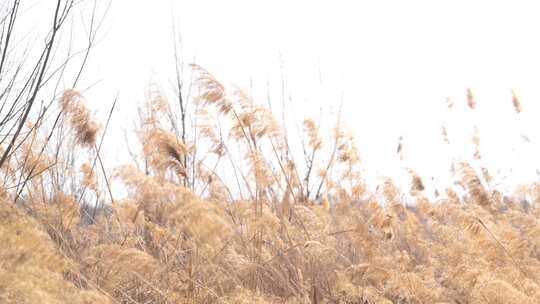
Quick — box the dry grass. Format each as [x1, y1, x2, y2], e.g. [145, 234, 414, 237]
[1, 71, 540, 304]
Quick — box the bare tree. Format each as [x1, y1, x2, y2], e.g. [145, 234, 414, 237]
[0, 0, 109, 195]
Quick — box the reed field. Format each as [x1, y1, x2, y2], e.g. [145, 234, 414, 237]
[2, 1, 540, 303]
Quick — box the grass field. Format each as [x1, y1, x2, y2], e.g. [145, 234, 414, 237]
[1, 64, 540, 304]
[2, 1, 540, 302]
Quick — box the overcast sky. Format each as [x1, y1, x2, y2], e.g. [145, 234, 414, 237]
[43, 0, 540, 192]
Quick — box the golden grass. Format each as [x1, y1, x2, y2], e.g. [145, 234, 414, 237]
[1, 74, 540, 304]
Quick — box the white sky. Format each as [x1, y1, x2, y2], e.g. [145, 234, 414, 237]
[41, 0, 540, 193]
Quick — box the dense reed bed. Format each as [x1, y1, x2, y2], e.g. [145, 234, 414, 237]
[1, 65, 540, 304]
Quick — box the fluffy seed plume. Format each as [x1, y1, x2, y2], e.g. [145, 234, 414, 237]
[458, 162, 490, 206]
[466, 88, 476, 110]
[303, 118, 322, 150]
[143, 128, 190, 176]
[190, 64, 232, 114]
[60, 89, 101, 148]
[511, 90, 522, 114]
